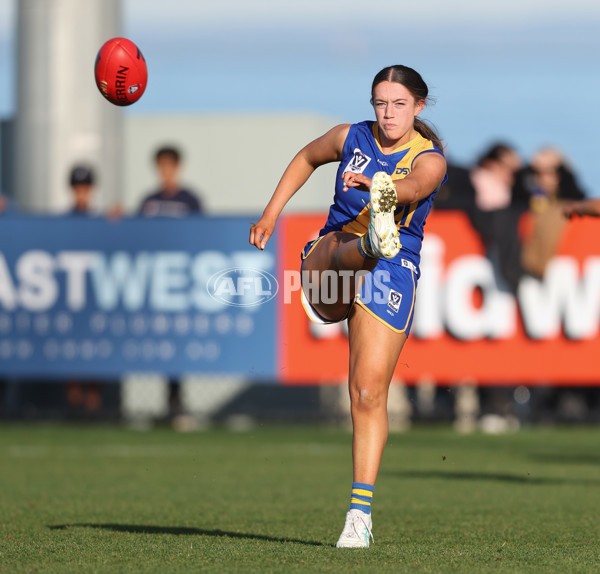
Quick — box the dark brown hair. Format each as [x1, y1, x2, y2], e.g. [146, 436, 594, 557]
[476, 142, 515, 168]
[155, 146, 182, 164]
[371, 65, 443, 151]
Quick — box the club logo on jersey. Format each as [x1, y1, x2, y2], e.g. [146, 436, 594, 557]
[344, 148, 372, 175]
[388, 289, 402, 312]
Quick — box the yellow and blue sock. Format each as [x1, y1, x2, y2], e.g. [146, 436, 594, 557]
[349, 482, 374, 514]
[357, 233, 377, 259]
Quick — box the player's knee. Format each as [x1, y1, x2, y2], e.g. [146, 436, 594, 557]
[351, 385, 386, 411]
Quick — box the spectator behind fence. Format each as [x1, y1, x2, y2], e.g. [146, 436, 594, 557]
[68, 165, 96, 215]
[518, 148, 586, 278]
[467, 142, 525, 292]
[138, 146, 204, 217]
[138, 145, 204, 423]
[65, 164, 102, 414]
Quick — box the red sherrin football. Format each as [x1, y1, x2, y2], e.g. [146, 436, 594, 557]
[94, 37, 148, 106]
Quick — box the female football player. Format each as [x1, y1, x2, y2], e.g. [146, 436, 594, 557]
[250, 65, 447, 548]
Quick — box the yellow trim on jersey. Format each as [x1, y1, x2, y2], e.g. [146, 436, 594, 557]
[301, 236, 324, 261]
[395, 201, 418, 229]
[354, 268, 416, 334]
[372, 124, 423, 156]
[340, 130, 436, 237]
[372, 127, 438, 179]
[355, 298, 406, 333]
[343, 200, 420, 239]
[403, 269, 417, 332]
[341, 206, 370, 235]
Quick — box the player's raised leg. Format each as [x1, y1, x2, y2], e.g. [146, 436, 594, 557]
[301, 172, 401, 322]
[301, 231, 377, 322]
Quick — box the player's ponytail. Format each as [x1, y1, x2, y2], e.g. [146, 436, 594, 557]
[372, 65, 444, 151]
[413, 118, 443, 152]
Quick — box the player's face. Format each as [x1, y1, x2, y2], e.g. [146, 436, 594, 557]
[372, 81, 425, 148]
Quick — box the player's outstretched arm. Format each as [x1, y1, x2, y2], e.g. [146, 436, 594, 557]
[249, 124, 350, 250]
[563, 198, 600, 218]
[342, 152, 446, 205]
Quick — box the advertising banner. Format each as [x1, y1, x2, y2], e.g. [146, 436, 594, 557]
[278, 212, 600, 385]
[0, 217, 276, 378]
[2, 213, 598, 384]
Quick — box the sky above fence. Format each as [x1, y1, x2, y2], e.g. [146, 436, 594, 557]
[1, 0, 599, 195]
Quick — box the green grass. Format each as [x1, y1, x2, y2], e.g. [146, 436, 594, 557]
[0, 424, 599, 573]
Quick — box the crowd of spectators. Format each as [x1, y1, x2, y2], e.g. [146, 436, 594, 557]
[1, 140, 597, 422]
[434, 142, 589, 290]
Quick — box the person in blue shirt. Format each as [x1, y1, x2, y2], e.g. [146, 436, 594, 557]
[138, 146, 204, 423]
[250, 65, 447, 548]
[138, 146, 203, 217]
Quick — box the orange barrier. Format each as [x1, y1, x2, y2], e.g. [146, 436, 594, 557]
[278, 212, 600, 385]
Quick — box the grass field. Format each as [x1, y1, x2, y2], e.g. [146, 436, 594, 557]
[0, 424, 599, 573]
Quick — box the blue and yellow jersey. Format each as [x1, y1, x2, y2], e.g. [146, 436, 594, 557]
[320, 121, 446, 270]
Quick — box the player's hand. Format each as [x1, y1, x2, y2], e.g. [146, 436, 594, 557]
[249, 214, 276, 251]
[342, 171, 371, 192]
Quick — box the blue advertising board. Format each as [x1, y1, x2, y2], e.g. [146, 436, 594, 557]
[0, 217, 277, 378]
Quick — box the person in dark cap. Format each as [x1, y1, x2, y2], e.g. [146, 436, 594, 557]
[65, 164, 103, 414]
[68, 165, 96, 215]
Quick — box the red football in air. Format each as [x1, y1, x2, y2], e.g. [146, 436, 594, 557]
[94, 37, 148, 106]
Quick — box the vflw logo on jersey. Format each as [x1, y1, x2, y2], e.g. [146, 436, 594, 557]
[344, 148, 372, 175]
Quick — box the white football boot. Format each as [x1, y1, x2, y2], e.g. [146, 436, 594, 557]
[335, 509, 374, 548]
[368, 171, 400, 259]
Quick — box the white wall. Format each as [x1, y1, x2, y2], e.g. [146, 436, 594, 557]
[15, 0, 121, 213]
[123, 113, 340, 215]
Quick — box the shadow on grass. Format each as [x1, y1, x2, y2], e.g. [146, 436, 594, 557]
[383, 469, 600, 486]
[528, 452, 600, 466]
[48, 523, 326, 547]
